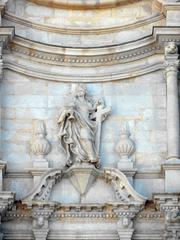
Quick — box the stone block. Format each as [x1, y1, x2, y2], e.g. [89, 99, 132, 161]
[48, 83, 70, 96]
[163, 159, 180, 193]
[167, 11, 180, 26]
[2, 96, 48, 108]
[48, 96, 67, 108]
[1, 82, 47, 95]
[154, 96, 167, 108]
[134, 178, 164, 199]
[4, 178, 33, 200]
[25, 4, 54, 17]
[117, 160, 134, 170]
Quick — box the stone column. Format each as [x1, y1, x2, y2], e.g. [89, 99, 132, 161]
[0, 42, 3, 164]
[165, 42, 179, 160]
[163, 42, 180, 192]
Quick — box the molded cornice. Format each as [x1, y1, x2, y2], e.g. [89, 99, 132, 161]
[28, 0, 161, 10]
[0, 27, 14, 48]
[3, 27, 180, 82]
[4, 54, 164, 82]
[9, 27, 180, 66]
[4, 11, 164, 35]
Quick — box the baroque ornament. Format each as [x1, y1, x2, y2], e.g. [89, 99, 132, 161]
[30, 120, 51, 161]
[165, 42, 178, 55]
[57, 84, 111, 168]
[115, 122, 135, 161]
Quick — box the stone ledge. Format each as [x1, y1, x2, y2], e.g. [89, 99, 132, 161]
[4, 11, 164, 35]
[28, 0, 159, 10]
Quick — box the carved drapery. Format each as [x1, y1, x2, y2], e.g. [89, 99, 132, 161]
[57, 84, 111, 168]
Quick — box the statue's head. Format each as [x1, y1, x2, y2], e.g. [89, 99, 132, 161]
[76, 84, 87, 97]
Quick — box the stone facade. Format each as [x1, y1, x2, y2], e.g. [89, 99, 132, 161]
[0, 0, 180, 239]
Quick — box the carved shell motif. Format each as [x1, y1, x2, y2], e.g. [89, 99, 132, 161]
[115, 122, 135, 161]
[31, 120, 51, 157]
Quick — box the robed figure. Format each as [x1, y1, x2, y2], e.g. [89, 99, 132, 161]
[57, 84, 111, 168]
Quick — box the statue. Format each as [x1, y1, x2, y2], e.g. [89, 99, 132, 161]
[57, 84, 111, 168]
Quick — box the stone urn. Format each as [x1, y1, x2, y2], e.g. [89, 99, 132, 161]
[115, 122, 135, 168]
[31, 120, 51, 163]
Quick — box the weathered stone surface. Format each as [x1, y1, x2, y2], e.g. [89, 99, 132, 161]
[0, 0, 179, 239]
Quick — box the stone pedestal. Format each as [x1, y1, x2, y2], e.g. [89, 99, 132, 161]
[116, 122, 136, 185]
[29, 168, 51, 185]
[66, 163, 100, 199]
[162, 159, 180, 192]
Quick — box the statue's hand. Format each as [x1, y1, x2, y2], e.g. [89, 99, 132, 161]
[97, 98, 104, 106]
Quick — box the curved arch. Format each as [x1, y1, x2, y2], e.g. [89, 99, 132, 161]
[28, 0, 161, 10]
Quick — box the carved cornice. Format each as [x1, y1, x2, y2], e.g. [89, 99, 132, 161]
[4, 11, 164, 35]
[153, 193, 180, 212]
[153, 194, 180, 239]
[5, 202, 143, 220]
[7, 27, 180, 68]
[1, 27, 179, 82]
[10, 36, 162, 67]
[137, 211, 164, 220]
[3, 54, 165, 82]
[4, 170, 163, 179]
[0, 192, 15, 215]
[4, 203, 165, 222]
[0, 27, 14, 49]
[28, 0, 161, 10]
[162, 2, 180, 15]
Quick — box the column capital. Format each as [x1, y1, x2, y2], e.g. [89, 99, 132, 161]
[165, 42, 178, 55]
[165, 59, 179, 73]
[164, 42, 179, 73]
